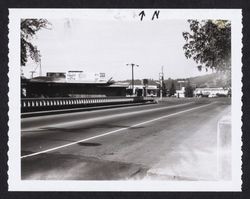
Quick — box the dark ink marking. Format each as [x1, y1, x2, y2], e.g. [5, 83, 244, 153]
[139, 11, 145, 21]
[152, 10, 160, 20]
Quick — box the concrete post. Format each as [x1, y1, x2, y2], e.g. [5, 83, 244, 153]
[217, 115, 231, 181]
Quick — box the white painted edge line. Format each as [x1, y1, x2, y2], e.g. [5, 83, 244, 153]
[21, 102, 214, 159]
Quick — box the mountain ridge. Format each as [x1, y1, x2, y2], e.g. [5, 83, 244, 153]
[119, 72, 231, 89]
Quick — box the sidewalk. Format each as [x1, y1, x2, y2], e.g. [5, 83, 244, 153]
[143, 106, 231, 181]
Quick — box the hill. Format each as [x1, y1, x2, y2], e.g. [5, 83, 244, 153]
[188, 72, 231, 88]
[118, 71, 231, 89]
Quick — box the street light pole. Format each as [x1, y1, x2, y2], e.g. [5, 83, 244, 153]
[126, 63, 139, 95]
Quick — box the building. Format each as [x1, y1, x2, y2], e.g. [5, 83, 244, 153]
[194, 87, 229, 97]
[21, 71, 119, 98]
[21, 71, 162, 98]
[175, 87, 186, 98]
[126, 84, 159, 97]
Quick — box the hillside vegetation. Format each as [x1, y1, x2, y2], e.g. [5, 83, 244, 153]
[121, 72, 231, 89]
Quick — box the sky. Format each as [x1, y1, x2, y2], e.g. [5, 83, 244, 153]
[22, 14, 212, 81]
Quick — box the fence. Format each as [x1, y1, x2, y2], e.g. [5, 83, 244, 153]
[21, 96, 155, 112]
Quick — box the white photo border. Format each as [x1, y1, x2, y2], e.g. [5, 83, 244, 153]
[8, 9, 242, 191]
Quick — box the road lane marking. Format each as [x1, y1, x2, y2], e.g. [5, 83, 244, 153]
[22, 102, 194, 131]
[21, 102, 213, 159]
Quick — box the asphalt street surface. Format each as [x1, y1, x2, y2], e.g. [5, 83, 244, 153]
[21, 98, 231, 180]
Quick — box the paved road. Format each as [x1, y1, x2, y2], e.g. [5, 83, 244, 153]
[21, 98, 231, 180]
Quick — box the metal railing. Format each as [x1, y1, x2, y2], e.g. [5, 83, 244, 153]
[21, 96, 155, 112]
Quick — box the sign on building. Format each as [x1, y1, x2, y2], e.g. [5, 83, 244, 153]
[66, 71, 106, 83]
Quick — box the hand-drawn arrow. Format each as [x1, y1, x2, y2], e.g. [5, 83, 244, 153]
[139, 11, 145, 21]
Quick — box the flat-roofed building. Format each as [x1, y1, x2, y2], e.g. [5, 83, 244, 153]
[194, 87, 229, 97]
[126, 84, 159, 97]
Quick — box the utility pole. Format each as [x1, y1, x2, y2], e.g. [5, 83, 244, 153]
[159, 66, 164, 100]
[126, 63, 139, 96]
[30, 71, 36, 79]
[39, 52, 42, 76]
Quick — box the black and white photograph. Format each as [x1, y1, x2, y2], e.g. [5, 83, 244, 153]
[8, 9, 242, 191]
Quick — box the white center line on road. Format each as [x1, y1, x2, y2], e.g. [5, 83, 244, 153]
[21, 102, 214, 159]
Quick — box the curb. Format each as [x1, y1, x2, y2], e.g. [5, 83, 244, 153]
[21, 102, 156, 118]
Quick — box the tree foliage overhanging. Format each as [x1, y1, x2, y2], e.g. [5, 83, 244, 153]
[21, 19, 51, 66]
[182, 20, 231, 72]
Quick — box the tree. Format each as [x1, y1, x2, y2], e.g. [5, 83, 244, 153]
[184, 84, 194, 97]
[21, 19, 51, 66]
[169, 81, 176, 96]
[182, 20, 231, 72]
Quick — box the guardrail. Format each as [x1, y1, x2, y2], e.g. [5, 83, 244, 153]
[21, 97, 155, 112]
